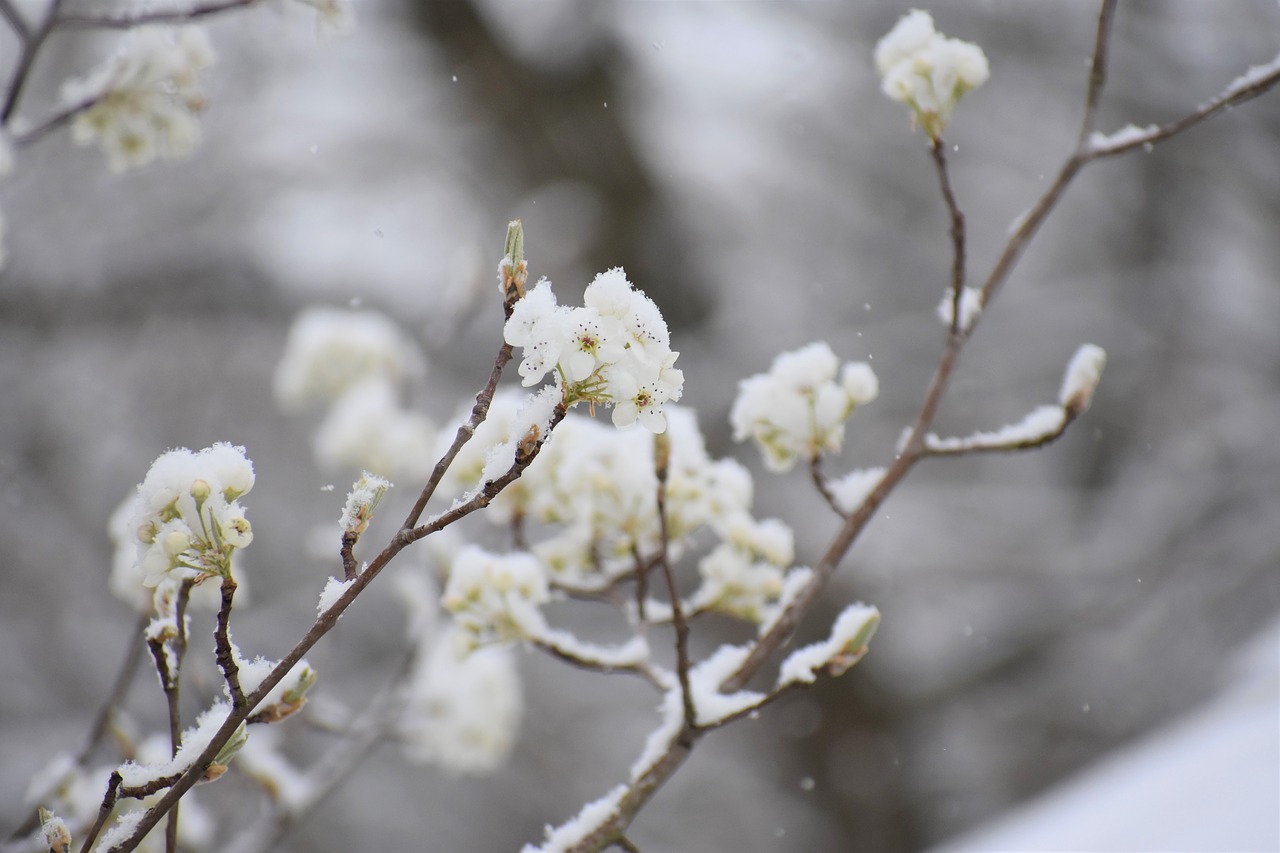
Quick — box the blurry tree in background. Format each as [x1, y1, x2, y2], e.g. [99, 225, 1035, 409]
[1, 0, 1278, 851]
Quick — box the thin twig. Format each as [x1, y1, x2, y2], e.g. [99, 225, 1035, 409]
[56, 0, 261, 29]
[109, 392, 566, 853]
[76, 772, 121, 853]
[401, 343, 514, 531]
[808, 455, 845, 519]
[0, 0, 29, 39]
[530, 638, 665, 690]
[652, 435, 696, 733]
[928, 137, 968, 336]
[213, 577, 243, 708]
[548, 4, 1280, 846]
[1077, 0, 1119, 147]
[1085, 61, 1280, 159]
[1, 0, 66, 123]
[920, 408, 1081, 458]
[339, 531, 359, 582]
[219, 620, 430, 853]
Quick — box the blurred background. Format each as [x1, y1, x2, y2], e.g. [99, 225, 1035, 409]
[1, 0, 1278, 850]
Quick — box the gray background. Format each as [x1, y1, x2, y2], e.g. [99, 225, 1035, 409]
[1, 1, 1278, 850]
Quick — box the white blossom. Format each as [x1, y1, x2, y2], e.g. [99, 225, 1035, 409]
[442, 546, 550, 648]
[339, 472, 392, 535]
[397, 623, 523, 774]
[730, 342, 878, 473]
[875, 10, 989, 138]
[503, 268, 683, 433]
[63, 27, 216, 172]
[127, 443, 255, 587]
[313, 377, 436, 480]
[274, 306, 426, 412]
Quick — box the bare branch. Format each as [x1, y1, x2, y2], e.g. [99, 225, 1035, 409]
[808, 454, 845, 519]
[56, 0, 261, 29]
[928, 137, 968, 336]
[213, 577, 244, 709]
[1077, 0, 1119, 145]
[1, 0, 66, 124]
[1084, 57, 1280, 159]
[108, 392, 568, 853]
[401, 342, 514, 531]
[76, 771, 121, 853]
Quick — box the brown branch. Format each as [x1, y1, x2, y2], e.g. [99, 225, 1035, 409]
[929, 137, 968, 336]
[1078, 0, 1119, 146]
[808, 455, 845, 519]
[530, 637, 664, 690]
[339, 531, 359, 582]
[920, 407, 1081, 458]
[544, 5, 1158, 846]
[1084, 61, 1280, 159]
[0, 0, 65, 123]
[107, 397, 568, 853]
[652, 435, 696, 733]
[76, 771, 121, 853]
[0, 0, 29, 38]
[213, 577, 243, 709]
[55, 0, 261, 29]
[400, 342, 514, 531]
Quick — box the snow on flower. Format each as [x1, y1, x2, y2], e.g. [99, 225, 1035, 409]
[730, 342, 878, 473]
[503, 268, 683, 433]
[690, 514, 794, 623]
[339, 472, 392, 535]
[63, 26, 216, 172]
[875, 10, 989, 139]
[127, 443, 255, 587]
[442, 546, 550, 648]
[397, 622, 524, 774]
[109, 494, 243, 612]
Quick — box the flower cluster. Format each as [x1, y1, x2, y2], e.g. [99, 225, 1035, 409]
[441, 546, 550, 649]
[874, 10, 989, 139]
[397, 623, 523, 774]
[127, 443, 255, 589]
[274, 306, 435, 480]
[504, 268, 684, 433]
[63, 26, 216, 172]
[730, 342, 879, 473]
[438, 392, 797, 624]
